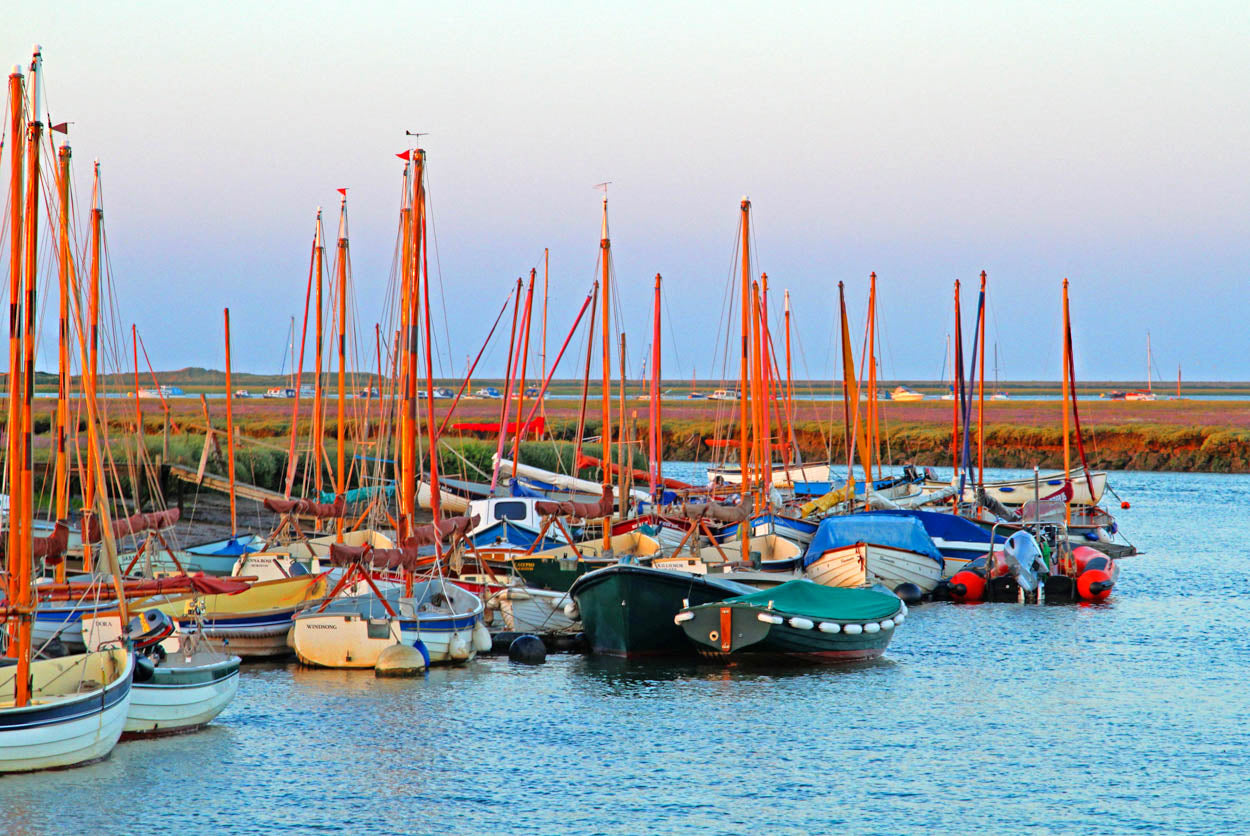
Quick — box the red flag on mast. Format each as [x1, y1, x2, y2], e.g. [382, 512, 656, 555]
[336, 188, 347, 196]
[395, 149, 411, 161]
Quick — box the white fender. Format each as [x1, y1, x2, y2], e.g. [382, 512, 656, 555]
[880, 619, 894, 630]
[864, 622, 881, 634]
[471, 621, 492, 653]
[818, 622, 841, 633]
[673, 611, 694, 624]
[844, 623, 863, 635]
[788, 617, 814, 630]
[757, 613, 783, 625]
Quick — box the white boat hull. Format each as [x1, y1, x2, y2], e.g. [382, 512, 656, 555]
[125, 665, 240, 737]
[803, 546, 869, 589]
[707, 462, 832, 487]
[807, 542, 942, 592]
[495, 588, 578, 634]
[0, 649, 134, 773]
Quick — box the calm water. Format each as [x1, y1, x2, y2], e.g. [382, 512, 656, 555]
[3, 467, 1249, 834]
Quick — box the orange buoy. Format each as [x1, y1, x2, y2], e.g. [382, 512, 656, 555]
[949, 570, 986, 603]
[1120, 501, 1130, 509]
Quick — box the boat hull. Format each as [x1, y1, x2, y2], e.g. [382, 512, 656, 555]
[124, 657, 240, 737]
[806, 543, 941, 593]
[0, 649, 134, 773]
[569, 565, 751, 657]
[680, 604, 895, 663]
[802, 546, 868, 588]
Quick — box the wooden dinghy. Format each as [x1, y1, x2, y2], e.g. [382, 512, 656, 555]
[676, 579, 904, 663]
[84, 574, 328, 659]
[803, 514, 943, 593]
[0, 648, 134, 773]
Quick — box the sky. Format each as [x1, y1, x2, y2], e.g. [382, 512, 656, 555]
[3, 1, 1249, 382]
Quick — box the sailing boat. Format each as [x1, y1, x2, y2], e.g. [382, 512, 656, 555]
[1125, 332, 1157, 400]
[688, 366, 706, 399]
[1, 49, 135, 773]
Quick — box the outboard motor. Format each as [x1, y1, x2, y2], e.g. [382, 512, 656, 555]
[1002, 531, 1047, 593]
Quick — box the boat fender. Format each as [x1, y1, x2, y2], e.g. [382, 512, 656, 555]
[673, 611, 694, 624]
[508, 634, 546, 664]
[563, 601, 580, 620]
[133, 654, 156, 683]
[449, 632, 471, 661]
[898, 602, 908, 616]
[892, 582, 923, 606]
[843, 623, 863, 635]
[472, 622, 492, 653]
[412, 638, 431, 669]
[864, 622, 881, 634]
[892, 612, 905, 624]
[880, 619, 894, 630]
[788, 617, 814, 630]
[757, 613, 783, 625]
[817, 622, 841, 634]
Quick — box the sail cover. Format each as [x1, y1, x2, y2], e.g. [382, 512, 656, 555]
[803, 514, 944, 568]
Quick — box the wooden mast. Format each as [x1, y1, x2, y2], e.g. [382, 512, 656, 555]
[83, 162, 101, 571]
[976, 270, 987, 489]
[760, 274, 773, 499]
[738, 198, 752, 508]
[838, 282, 856, 498]
[1062, 278, 1072, 526]
[750, 281, 765, 511]
[4, 62, 25, 672]
[14, 48, 43, 705]
[395, 163, 412, 529]
[400, 150, 425, 537]
[54, 143, 72, 555]
[312, 208, 327, 511]
[650, 273, 662, 502]
[335, 193, 349, 540]
[599, 193, 613, 550]
[784, 290, 795, 468]
[865, 273, 877, 485]
[951, 280, 961, 511]
[573, 282, 598, 471]
[224, 309, 237, 535]
[617, 331, 627, 516]
[418, 155, 444, 562]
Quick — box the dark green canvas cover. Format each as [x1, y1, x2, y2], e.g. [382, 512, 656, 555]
[723, 579, 901, 622]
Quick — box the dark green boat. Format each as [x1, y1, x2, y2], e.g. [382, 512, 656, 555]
[569, 565, 756, 657]
[676, 580, 904, 663]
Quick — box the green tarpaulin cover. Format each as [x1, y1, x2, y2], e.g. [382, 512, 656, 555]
[723, 579, 901, 622]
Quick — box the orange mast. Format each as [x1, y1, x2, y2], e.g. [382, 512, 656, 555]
[599, 193, 613, 549]
[54, 143, 72, 550]
[866, 273, 878, 484]
[4, 62, 25, 666]
[760, 274, 774, 498]
[224, 309, 237, 535]
[14, 48, 43, 705]
[750, 281, 766, 511]
[312, 208, 327, 511]
[976, 270, 987, 488]
[1062, 278, 1072, 527]
[335, 194, 349, 540]
[83, 162, 102, 571]
[951, 280, 961, 511]
[784, 290, 795, 468]
[738, 198, 752, 508]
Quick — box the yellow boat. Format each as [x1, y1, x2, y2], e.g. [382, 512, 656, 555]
[83, 574, 327, 659]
